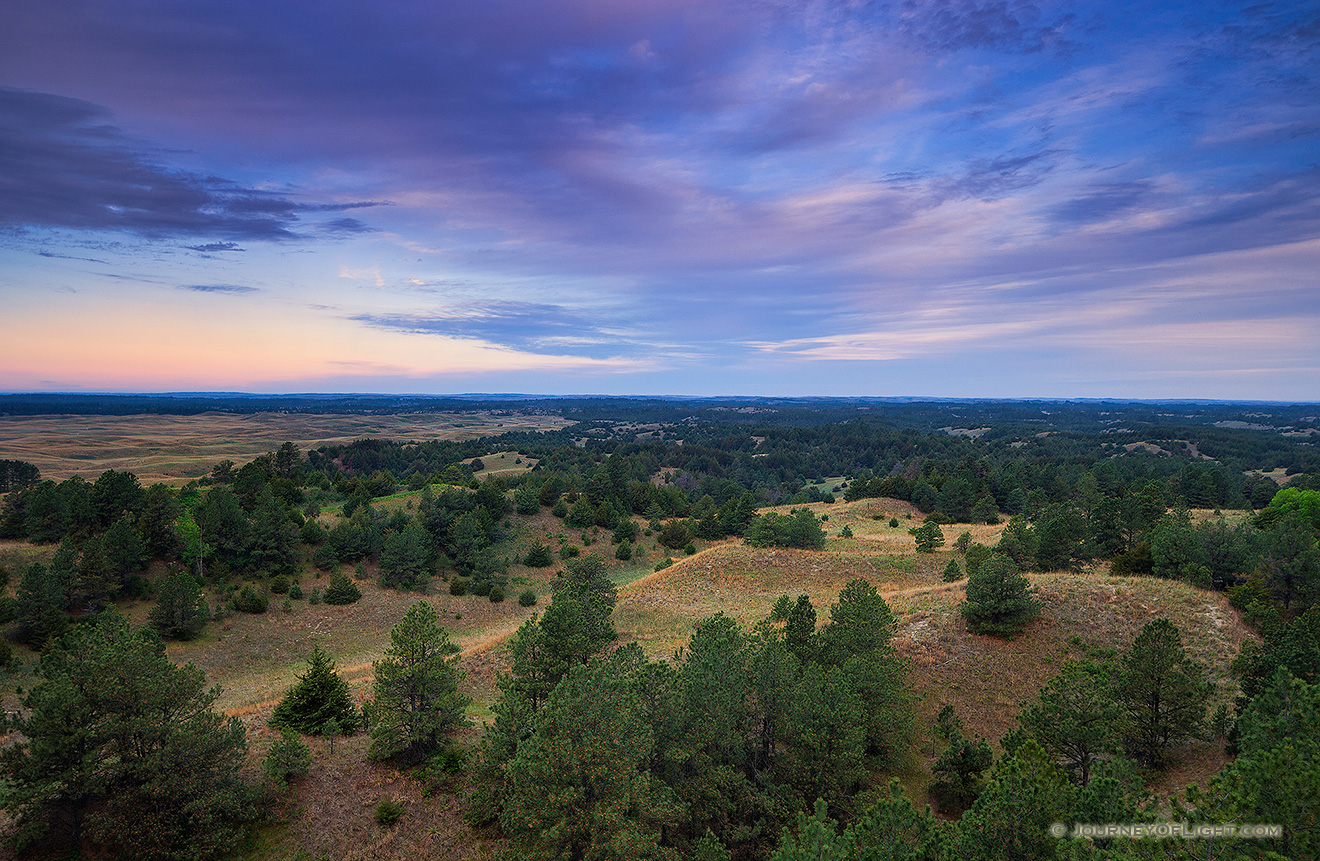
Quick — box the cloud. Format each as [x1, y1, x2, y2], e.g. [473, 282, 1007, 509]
[185, 241, 244, 252]
[0, 88, 380, 241]
[179, 284, 259, 294]
[352, 301, 637, 358]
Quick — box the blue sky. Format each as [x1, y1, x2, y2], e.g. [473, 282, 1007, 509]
[1, 0, 1317, 399]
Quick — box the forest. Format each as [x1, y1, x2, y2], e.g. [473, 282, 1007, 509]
[0, 397, 1315, 860]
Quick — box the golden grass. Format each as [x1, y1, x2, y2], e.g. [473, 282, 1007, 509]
[0, 412, 570, 485]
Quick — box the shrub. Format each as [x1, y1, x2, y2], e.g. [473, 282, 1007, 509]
[551, 498, 569, 518]
[655, 557, 673, 572]
[614, 542, 632, 560]
[943, 558, 963, 582]
[263, 729, 312, 784]
[518, 589, 537, 607]
[472, 579, 493, 597]
[308, 587, 323, 605]
[449, 578, 468, 596]
[523, 543, 554, 567]
[234, 585, 268, 614]
[889, 518, 900, 528]
[375, 798, 405, 826]
[323, 573, 362, 605]
[839, 525, 853, 538]
[560, 544, 580, 559]
[488, 586, 505, 603]
[657, 519, 691, 549]
[288, 582, 304, 600]
[270, 574, 291, 595]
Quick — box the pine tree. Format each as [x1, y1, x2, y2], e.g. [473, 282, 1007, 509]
[1019, 660, 1121, 786]
[0, 613, 257, 859]
[149, 572, 210, 640]
[369, 601, 470, 764]
[270, 646, 359, 735]
[1116, 618, 1211, 768]
[323, 571, 362, 605]
[960, 552, 1040, 637]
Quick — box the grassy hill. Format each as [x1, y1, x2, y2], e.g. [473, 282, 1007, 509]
[0, 497, 1260, 860]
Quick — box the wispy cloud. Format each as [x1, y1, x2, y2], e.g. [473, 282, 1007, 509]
[179, 283, 259, 294]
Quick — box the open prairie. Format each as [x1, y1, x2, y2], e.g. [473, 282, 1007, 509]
[0, 411, 570, 485]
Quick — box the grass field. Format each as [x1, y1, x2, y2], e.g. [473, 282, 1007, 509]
[0, 412, 571, 485]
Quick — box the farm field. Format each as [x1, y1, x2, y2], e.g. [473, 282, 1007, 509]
[0, 412, 570, 485]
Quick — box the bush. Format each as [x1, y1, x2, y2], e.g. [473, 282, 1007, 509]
[488, 586, 505, 603]
[551, 498, 569, 518]
[449, 577, 468, 596]
[308, 587, 323, 605]
[270, 574, 291, 595]
[518, 589, 537, 607]
[375, 798, 405, 826]
[288, 582, 304, 600]
[655, 557, 673, 571]
[233, 585, 268, 614]
[263, 729, 311, 784]
[889, 518, 900, 528]
[943, 558, 963, 582]
[472, 579, 493, 597]
[614, 542, 632, 560]
[523, 543, 554, 567]
[840, 525, 853, 538]
[323, 573, 362, 605]
[560, 544, 580, 559]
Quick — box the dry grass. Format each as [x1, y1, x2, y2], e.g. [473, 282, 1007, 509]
[236, 728, 502, 861]
[0, 412, 570, 485]
[891, 572, 1253, 803]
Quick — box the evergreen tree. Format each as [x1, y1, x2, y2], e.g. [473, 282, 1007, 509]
[263, 729, 312, 786]
[1019, 660, 1121, 786]
[101, 514, 146, 586]
[149, 572, 210, 640]
[500, 650, 681, 861]
[15, 562, 64, 648]
[955, 741, 1074, 861]
[323, 571, 362, 605]
[929, 727, 993, 814]
[248, 489, 299, 575]
[369, 601, 470, 764]
[523, 541, 554, 567]
[379, 518, 435, 589]
[909, 521, 944, 553]
[0, 613, 257, 860]
[960, 552, 1040, 637]
[1116, 618, 1211, 768]
[270, 646, 359, 736]
[942, 558, 962, 582]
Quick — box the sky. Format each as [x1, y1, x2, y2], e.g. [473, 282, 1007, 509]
[1, 0, 1317, 400]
